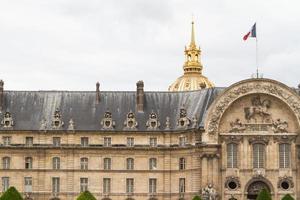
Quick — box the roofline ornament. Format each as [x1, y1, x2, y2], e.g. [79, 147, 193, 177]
[205, 78, 300, 135]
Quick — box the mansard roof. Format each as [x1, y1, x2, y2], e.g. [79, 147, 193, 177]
[0, 88, 223, 131]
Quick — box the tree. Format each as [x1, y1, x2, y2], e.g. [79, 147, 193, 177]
[282, 194, 295, 200]
[0, 187, 23, 200]
[256, 188, 272, 200]
[192, 196, 202, 200]
[76, 191, 97, 200]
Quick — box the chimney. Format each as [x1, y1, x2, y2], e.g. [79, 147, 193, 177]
[0, 80, 3, 110]
[96, 82, 100, 104]
[136, 80, 144, 112]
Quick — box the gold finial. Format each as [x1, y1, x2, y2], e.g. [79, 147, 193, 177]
[190, 20, 196, 47]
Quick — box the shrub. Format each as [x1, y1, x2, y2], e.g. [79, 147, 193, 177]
[282, 194, 294, 200]
[0, 186, 23, 200]
[256, 188, 272, 200]
[76, 191, 97, 200]
[192, 195, 202, 200]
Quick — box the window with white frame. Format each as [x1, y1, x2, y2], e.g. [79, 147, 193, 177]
[80, 157, 88, 170]
[279, 143, 291, 168]
[149, 137, 157, 147]
[179, 178, 185, 193]
[81, 137, 89, 147]
[126, 158, 134, 170]
[25, 157, 33, 169]
[127, 137, 134, 147]
[52, 177, 60, 194]
[53, 157, 60, 170]
[80, 178, 88, 192]
[227, 143, 238, 168]
[104, 158, 111, 170]
[126, 178, 134, 193]
[53, 137, 61, 147]
[2, 157, 10, 169]
[179, 136, 187, 146]
[103, 178, 111, 193]
[25, 137, 33, 146]
[1, 177, 9, 192]
[179, 157, 186, 170]
[24, 177, 32, 193]
[149, 158, 157, 170]
[2, 136, 11, 146]
[253, 143, 265, 168]
[149, 178, 157, 194]
[104, 137, 112, 147]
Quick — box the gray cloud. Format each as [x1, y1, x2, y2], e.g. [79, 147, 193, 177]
[0, 0, 299, 91]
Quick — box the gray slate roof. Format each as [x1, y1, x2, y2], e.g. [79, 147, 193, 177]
[0, 88, 224, 131]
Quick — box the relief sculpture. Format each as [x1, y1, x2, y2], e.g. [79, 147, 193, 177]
[244, 96, 272, 123]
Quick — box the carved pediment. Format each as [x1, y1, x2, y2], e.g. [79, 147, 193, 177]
[52, 109, 64, 129]
[123, 111, 138, 130]
[101, 110, 115, 130]
[146, 111, 160, 130]
[177, 107, 191, 129]
[1, 111, 14, 128]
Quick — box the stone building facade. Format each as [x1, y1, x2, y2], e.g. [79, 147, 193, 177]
[1, 22, 300, 200]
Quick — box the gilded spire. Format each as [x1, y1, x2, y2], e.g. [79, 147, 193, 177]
[183, 21, 203, 74]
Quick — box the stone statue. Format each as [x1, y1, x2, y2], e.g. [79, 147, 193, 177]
[201, 184, 218, 200]
[244, 96, 271, 123]
[272, 118, 288, 133]
[229, 118, 246, 133]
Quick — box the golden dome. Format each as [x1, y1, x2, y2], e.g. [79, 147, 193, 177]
[169, 21, 214, 91]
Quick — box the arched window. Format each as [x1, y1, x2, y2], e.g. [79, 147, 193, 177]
[227, 143, 238, 168]
[25, 157, 33, 169]
[80, 157, 88, 170]
[279, 143, 291, 168]
[253, 143, 265, 168]
[52, 157, 60, 170]
[2, 157, 10, 169]
[104, 158, 111, 170]
[149, 158, 157, 170]
[126, 158, 134, 170]
[179, 158, 186, 170]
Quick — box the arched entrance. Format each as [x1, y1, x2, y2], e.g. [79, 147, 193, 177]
[246, 181, 270, 200]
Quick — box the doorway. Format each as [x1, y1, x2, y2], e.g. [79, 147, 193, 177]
[246, 181, 270, 200]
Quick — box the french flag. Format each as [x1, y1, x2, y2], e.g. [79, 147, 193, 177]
[243, 23, 256, 41]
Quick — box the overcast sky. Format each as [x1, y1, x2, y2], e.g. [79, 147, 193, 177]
[0, 0, 299, 91]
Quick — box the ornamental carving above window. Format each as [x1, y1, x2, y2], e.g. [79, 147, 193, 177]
[177, 107, 191, 129]
[146, 112, 160, 130]
[1, 111, 14, 128]
[52, 109, 64, 129]
[101, 111, 115, 130]
[123, 111, 138, 130]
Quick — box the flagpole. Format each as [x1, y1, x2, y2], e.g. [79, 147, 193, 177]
[256, 23, 259, 78]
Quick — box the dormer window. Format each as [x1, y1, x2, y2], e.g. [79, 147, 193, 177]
[123, 111, 138, 130]
[101, 111, 115, 130]
[1, 112, 14, 128]
[146, 112, 160, 130]
[52, 109, 64, 129]
[177, 107, 191, 129]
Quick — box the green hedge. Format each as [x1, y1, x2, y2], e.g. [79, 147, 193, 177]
[192, 195, 202, 200]
[0, 187, 23, 200]
[256, 188, 272, 200]
[282, 194, 294, 200]
[76, 191, 97, 200]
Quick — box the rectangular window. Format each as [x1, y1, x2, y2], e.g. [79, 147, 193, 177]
[179, 178, 185, 193]
[52, 177, 60, 194]
[179, 136, 187, 146]
[53, 137, 61, 147]
[149, 178, 157, 194]
[2, 157, 10, 169]
[2, 137, 11, 146]
[80, 178, 88, 192]
[126, 178, 134, 193]
[2, 177, 9, 192]
[126, 158, 134, 170]
[103, 178, 111, 193]
[104, 137, 112, 147]
[253, 144, 265, 168]
[24, 177, 32, 193]
[279, 143, 291, 168]
[25, 137, 33, 146]
[81, 137, 89, 147]
[104, 158, 111, 170]
[127, 137, 134, 147]
[149, 137, 157, 147]
[80, 158, 88, 170]
[149, 158, 157, 170]
[179, 158, 186, 170]
[227, 143, 238, 168]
